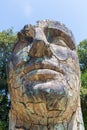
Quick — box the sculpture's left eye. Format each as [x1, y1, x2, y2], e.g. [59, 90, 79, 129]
[44, 28, 67, 47]
[44, 27, 76, 50]
[44, 28, 57, 43]
[51, 37, 68, 47]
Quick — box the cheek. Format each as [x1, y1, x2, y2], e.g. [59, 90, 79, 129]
[12, 46, 31, 68]
[50, 44, 72, 60]
[58, 49, 80, 77]
[60, 62, 80, 98]
[66, 74, 80, 111]
[66, 53, 80, 77]
[58, 54, 80, 103]
[68, 75, 80, 93]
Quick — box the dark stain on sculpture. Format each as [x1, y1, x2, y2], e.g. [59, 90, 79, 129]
[7, 20, 84, 130]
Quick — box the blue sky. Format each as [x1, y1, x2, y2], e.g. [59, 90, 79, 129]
[0, 0, 87, 43]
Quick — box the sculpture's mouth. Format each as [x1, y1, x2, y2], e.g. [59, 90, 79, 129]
[24, 69, 63, 81]
[21, 59, 66, 94]
[20, 58, 65, 81]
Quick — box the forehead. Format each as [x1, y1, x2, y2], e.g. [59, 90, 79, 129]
[13, 20, 76, 53]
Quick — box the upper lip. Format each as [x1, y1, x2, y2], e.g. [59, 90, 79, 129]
[20, 58, 65, 78]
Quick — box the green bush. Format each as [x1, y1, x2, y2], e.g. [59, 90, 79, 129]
[0, 120, 8, 130]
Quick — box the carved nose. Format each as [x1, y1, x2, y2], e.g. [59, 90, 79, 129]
[28, 27, 52, 57]
[29, 40, 52, 57]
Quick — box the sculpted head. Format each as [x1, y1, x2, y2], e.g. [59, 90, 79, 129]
[7, 20, 80, 126]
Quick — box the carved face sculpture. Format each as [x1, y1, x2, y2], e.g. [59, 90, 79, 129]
[7, 20, 80, 127]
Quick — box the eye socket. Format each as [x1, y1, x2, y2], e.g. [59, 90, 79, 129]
[44, 28, 67, 47]
[44, 27, 76, 50]
[44, 28, 57, 43]
[25, 36, 33, 43]
[24, 28, 35, 43]
[13, 26, 35, 53]
[51, 37, 68, 47]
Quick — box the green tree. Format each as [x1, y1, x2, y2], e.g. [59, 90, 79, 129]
[78, 39, 87, 72]
[81, 71, 87, 88]
[0, 29, 17, 129]
[77, 39, 87, 129]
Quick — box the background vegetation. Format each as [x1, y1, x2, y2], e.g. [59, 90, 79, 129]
[0, 29, 87, 129]
[0, 29, 17, 130]
[78, 39, 87, 129]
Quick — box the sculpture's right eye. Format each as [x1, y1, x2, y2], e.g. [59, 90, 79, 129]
[24, 28, 35, 44]
[13, 27, 35, 53]
[25, 34, 33, 44]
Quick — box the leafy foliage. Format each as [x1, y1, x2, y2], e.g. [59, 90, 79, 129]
[77, 39, 87, 129]
[81, 71, 87, 88]
[78, 39, 87, 72]
[0, 29, 17, 129]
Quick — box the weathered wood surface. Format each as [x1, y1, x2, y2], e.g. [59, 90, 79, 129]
[7, 20, 85, 130]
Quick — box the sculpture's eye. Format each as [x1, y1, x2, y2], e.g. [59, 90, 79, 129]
[51, 37, 68, 47]
[44, 28, 67, 47]
[44, 27, 75, 50]
[25, 33, 34, 43]
[13, 26, 35, 53]
[24, 28, 35, 44]
[44, 28, 72, 60]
